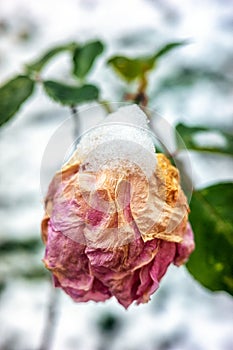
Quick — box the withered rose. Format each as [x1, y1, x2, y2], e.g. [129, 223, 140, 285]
[42, 153, 194, 308]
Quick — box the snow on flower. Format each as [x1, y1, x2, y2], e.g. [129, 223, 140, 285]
[41, 105, 194, 308]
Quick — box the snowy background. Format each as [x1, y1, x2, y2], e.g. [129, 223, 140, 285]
[0, 0, 233, 349]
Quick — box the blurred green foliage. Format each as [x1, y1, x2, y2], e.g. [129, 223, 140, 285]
[176, 124, 233, 155]
[0, 238, 41, 255]
[187, 183, 233, 295]
[97, 312, 121, 335]
[0, 237, 49, 297]
[108, 41, 187, 82]
[0, 75, 34, 126]
[25, 42, 76, 74]
[73, 40, 104, 79]
[43, 81, 99, 105]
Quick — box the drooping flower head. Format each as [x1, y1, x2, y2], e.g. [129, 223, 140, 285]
[41, 105, 194, 308]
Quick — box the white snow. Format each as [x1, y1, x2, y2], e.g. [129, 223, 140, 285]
[75, 105, 156, 177]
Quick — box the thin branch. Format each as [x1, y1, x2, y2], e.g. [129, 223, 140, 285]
[98, 100, 113, 114]
[38, 284, 59, 350]
[71, 105, 80, 147]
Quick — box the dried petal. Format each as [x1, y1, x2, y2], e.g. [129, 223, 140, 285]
[41, 106, 195, 308]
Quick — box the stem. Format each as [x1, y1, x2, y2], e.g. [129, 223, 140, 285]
[70, 105, 80, 148]
[138, 73, 148, 95]
[124, 75, 149, 108]
[99, 100, 113, 114]
[38, 285, 59, 350]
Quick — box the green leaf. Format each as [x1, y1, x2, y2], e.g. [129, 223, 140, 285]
[153, 41, 188, 60]
[107, 56, 154, 82]
[0, 75, 35, 127]
[186, 182, 233, 295]
[107, 41, 187, 82]
[176, 123, 233, 155]
[43, 80, 99, 105]
[25, 42, 76, 73]
[73, 40, 104, 79]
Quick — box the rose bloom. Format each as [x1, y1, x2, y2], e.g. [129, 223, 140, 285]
[41, 106, 194, 308]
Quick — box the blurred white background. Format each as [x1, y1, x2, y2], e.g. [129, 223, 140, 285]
[0, 0, 233, 349]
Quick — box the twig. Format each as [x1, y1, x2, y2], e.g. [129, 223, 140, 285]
[38, 284, 59, 350]
[71, 105, 80, 147]
[98, 100, 113, 114]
